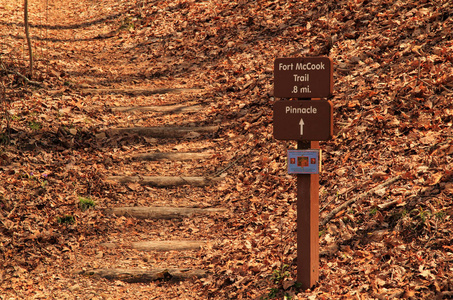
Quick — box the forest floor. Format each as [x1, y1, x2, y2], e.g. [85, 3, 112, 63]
[1, 0, 453, 299]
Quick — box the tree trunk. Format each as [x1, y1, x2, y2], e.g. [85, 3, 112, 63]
[24, 0, 33, 78]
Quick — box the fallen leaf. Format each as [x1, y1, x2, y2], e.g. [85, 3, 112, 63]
[372, 171, 388, 179]
[126, 182, 143, 191]
[444, 182, 453, 194]
[428, 172, 443, 185]
[374, 187, 387, 197]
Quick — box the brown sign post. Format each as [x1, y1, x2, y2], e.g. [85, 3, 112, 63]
[297, 140, 319, 289]
[273, 57, 333, 290]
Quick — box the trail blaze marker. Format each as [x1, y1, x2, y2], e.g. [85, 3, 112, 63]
[287, 150, 321, 174]
[273, 56, 334, 290]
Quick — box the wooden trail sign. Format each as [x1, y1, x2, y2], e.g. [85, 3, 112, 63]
[274, 57, 333, 98]
[273, 56, 334, 290]
[273, 100, 333, 141]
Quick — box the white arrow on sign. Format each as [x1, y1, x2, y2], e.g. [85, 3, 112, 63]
[299, 118, 304, 136]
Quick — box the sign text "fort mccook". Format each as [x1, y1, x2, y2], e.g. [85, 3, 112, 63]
[278, 61, 326, 71]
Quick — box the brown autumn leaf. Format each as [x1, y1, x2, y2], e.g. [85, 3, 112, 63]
[428, 172, 443, 186]
[444, 182, 453, 194]
[126, 182, 143, 191]
[371, 171, 388, 179]
[420, 133, 438, 145]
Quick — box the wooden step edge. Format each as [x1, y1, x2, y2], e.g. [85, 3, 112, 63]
[110, 104, 203, 113]
[106, 176, 224, 187]
[80, 267, 206, 282]
[104, 206, 228, 220]
[80, 87, 204, 96]
[130, 152, 213, 161]
[106, 125, 219, 138]
[100, 240, 207, 251]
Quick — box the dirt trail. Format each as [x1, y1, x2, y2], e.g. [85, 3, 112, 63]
[2, 0, 245, 298]
[43, 0, 232, 297]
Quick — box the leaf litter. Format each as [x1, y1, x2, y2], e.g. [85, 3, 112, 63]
[1, 0, 453, 299]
